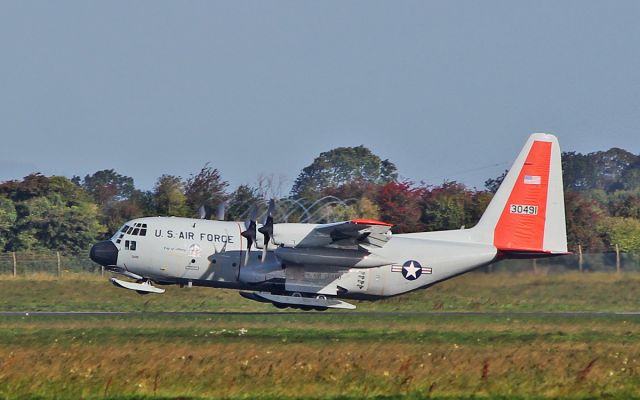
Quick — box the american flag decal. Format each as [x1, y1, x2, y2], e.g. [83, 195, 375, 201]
[524, 175, 541, 185]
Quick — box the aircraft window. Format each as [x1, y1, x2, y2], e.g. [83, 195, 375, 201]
[142, 224, 147, 228]
[116, 239, 121, 244]
[130, 241, 137, 251]
[127, 226, 134, 234]
[140, 229, 147, 236]
[125, 240, 130, 250]
[132, 228, 140, 235]
[121, 225, 130, 233]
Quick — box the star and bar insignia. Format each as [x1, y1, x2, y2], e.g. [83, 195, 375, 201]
[391, 260, 432, 280]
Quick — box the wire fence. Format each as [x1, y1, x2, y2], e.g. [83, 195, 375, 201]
[491, 251, 640, 274]
[0, 251, 103, 277]
[0, 250, 638, 277]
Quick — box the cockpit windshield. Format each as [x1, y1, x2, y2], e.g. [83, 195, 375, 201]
[111, 222, 148, 243]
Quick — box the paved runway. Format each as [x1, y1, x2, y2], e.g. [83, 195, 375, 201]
[1, 311, 640, 317]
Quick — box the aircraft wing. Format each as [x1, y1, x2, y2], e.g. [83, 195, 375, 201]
[271, 218, 394, 251]
[313, 219, 393, 248]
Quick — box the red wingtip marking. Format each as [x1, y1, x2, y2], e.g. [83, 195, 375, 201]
[351, 218, 394, 227]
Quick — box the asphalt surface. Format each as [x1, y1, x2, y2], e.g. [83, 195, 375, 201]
[1, 311, 640, 317]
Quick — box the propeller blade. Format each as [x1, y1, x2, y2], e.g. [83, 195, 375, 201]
[257, 199, 276, 263]
[216, 202, 226, 221]
[241, 215, 257, 266]
[244, 205, 258, 229]
[197, 205, 206, 220]
[243, 234, 253, 266]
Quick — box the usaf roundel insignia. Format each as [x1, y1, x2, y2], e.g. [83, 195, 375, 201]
[401, 260, 422, 281]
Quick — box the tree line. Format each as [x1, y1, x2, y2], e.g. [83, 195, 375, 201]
[0, 145, 638, 255]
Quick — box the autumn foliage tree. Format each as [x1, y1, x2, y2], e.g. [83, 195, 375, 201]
[376, 181, 425, 233]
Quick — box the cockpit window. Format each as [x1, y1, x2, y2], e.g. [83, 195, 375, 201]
[122, 222, 148, 236]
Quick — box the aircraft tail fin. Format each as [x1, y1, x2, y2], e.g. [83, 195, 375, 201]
[473, 133, 568, 255]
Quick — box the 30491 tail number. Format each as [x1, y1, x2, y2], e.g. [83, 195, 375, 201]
[509, 204, 538, 215]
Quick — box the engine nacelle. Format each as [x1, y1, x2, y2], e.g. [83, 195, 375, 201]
[275, 247, 389, 268]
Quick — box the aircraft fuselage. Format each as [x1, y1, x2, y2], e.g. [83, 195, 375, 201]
[95, 216, 497, 300]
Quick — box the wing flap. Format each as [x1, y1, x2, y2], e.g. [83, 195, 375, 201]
[304, 219, 393, 249]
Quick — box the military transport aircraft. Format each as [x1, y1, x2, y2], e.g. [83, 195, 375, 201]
[90, 133, 568, 310]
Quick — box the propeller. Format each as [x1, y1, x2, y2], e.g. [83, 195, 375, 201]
[240, 205, 258, 266]
[197, 205, 206, 220]
[216, 202, 226, 221]
[257, 199, 275, 263]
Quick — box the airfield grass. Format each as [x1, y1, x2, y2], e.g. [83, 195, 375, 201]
[2, 272, 640, 399]
[1, 270, 640, 312]
[1, 314, 640, 399]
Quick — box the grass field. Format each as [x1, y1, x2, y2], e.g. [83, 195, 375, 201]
[2, 270, 640, 312]
[2, 272, 640, 399]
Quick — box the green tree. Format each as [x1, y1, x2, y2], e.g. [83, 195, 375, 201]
[564, 191, 607, 251]
[226, 185, 262, 221]
[421, 184, 465, 231]
[184, 163, 229, 218]
[484, 170, 507, 193]
[75, 169, 134, 205]
[153, 175, 189, 217]
[0, 196, 17, 251]
[0, 174, 105, 253]
[606, 190, 640, 219]
[74, 170, 138, 236]
[599, 217, 640, 253]
[291, 145, 397, 199]
[621, 160, 640, 190]
[563, 148, 639, 192]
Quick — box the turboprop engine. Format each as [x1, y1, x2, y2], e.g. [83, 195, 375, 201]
[274, 247, 389, 268]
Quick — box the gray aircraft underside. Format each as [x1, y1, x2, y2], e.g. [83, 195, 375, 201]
[90, 133, 568, 310]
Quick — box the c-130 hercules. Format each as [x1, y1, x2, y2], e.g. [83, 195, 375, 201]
[90, 133, 568, 310]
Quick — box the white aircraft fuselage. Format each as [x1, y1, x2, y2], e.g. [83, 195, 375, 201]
[93, 216, 497, 299]
[89, 133, 569, 310]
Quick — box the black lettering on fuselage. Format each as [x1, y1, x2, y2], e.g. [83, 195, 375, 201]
[194, 233, 235, 243]
[163, 230, 234, 243]
[177, 231, 194, 240]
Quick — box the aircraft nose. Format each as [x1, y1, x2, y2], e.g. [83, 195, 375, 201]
[90, 240, 118, 266]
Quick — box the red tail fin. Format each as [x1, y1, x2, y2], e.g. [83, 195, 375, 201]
[474, 133, 568, 255]
[494, 140, 552, 252]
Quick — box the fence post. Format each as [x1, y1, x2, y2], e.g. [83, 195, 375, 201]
[56, 251, 61, 278]
[615, 244, 620, 274]
[12, 252, 16, 277]
[532, 258, 538, 274]
[101, 266, 104, 277]
[578, 244, 583, 273]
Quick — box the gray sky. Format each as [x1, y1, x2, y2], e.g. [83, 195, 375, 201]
[1, 1, 639, 193]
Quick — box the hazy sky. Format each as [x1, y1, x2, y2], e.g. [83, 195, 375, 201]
[1, 1, 639, 193]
